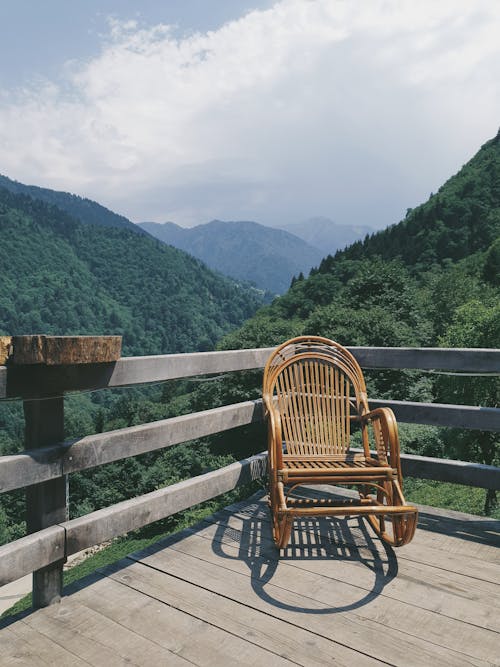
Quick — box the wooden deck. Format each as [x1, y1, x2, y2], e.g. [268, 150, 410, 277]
[1, 488, 499, 666]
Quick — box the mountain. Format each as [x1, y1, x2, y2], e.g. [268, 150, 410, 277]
[0, 174, 147, 236]
[221, 131, 500, 351]
[0, 187, 262, 355]
[139, 219, 324, 294]
[217, 132, 500, 506]
[279, 216, 374, 254]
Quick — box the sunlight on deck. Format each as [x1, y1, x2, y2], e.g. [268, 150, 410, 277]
[1, 487, 499, 666]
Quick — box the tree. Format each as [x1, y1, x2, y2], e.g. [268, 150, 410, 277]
[437, 300, 500, 513]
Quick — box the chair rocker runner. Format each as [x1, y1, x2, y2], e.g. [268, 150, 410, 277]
[263, 336, 418, 549]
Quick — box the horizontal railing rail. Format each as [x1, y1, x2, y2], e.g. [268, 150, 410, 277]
[1, 346, 499, 399]
[0, 343, 498, 608]
[0, 398, 499, 495]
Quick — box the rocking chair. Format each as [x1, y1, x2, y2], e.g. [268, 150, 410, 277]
[263, 336, 418, 549]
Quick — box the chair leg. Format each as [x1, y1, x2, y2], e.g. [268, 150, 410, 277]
[366, 480, 418, 547]
[269, 480, 293, 549]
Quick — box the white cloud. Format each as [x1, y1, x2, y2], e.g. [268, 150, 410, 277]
[1, 0, 499, 227]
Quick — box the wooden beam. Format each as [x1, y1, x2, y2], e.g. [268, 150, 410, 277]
[370, 399, 500, 431]
[350, 448, 500, 489]
[0, 446, 63, 493]
[2, 346, 499, 398]
[62, 400, 263, 474]
[10, 335, 122, 365]
[0, 337, 12, 365]
[24, 395, 67, 608]
[350, 347, 500, 372]
[400, 454, 500, 489]
[1, 399, 499, 494]
[0, 526, 65, 588]
[0, 366, 6, 399]
[63, 452, 268, 555]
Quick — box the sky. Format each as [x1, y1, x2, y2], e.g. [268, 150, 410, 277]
[0, 0, 499, 229]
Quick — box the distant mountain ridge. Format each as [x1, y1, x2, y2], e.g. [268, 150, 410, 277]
[0, 186, 261, 355]
[139, 219, 324, 294]
[0, 174, 147, 235]
[279, 217, 374, 254]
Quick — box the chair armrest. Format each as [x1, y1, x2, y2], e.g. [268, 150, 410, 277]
[265, 403, 283, 472]
[362, 407, 402, 484]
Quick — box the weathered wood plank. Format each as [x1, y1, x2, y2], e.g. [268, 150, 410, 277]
[0, 337, 12, 365]
[104, 560, 382, 667]
[0, 366, 7, 399]
[21, 585, 201, 666]
[24, 395, 67, 608]
[63, 452, 267, 554]
[63, 400, 263, 474]
[351, 347, 500, 372]
[3, 346, 498, 398]
[370, 399, 500, 431]
[199, 505, 500, 631]
[10, 335, 122, 365]
[132, 532, 490, 665]
[2, 398, 499, 495]
[0, 526, 65, 587]
[401, 453, 500, 488]
[2, 620, 90, 666]
[155, 527, 499, 664]
[106, 347, 274, 387]
[0, 447, 63, 493]
[60, 574, 296, 666]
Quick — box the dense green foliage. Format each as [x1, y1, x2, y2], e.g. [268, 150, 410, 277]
[0, 174, 146, 235]
[140, 219, 323, 294]
[0, 188, 261, 354]
[1, 133, 499, 576]
[217, 132, 500, 512]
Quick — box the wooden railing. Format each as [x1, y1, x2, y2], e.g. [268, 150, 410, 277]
[0, 342, 499, 610]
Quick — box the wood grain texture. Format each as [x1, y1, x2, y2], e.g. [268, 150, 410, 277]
[369, 399, 500, 431]
[1, 492, 498, 666]
[1, 401, 499, 495]
[63, 452, 267, 554]
[0, 526, 65, 587]
[0, 366, 7, 400]
[24, 396, 67, 608]
[0, 336, 12, 365]
[2, 345, 498, 397]
[350, 346, 500, 372]
[10, 335, 122, 365]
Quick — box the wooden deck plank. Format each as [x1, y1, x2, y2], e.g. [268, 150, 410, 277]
[215, 495, 500, 595]
[2, 620, 90, 666]
[103, 560, 383, 667]
[1, 492, 499, 666]
[190, 509, 500, 631]
[129, 535, 491, 665]
[55, 574, 296, 667]
[21, 593, 193, 666]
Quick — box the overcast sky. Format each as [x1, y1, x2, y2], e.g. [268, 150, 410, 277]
[1, 0, 499, 229]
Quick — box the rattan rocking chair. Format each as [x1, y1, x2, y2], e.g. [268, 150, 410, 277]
[263, 336, 418, 549]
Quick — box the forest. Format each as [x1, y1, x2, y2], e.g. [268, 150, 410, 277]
[0, 132, 499, 551]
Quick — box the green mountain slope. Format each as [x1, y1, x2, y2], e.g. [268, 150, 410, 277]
[320, 132, 500, 272]
[139, 219, 324, 294]
[0, 174, 147, 236]
[0, 188, 261, 355]
[222, 131, 500, 352]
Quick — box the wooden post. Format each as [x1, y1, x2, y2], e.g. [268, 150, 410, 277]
[12, 335, 122, 608]
[25, 395, 67, 607]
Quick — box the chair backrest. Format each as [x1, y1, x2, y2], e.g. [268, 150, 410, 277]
[263, 336, 369, 457]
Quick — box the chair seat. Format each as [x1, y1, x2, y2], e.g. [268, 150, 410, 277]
[279, 455, 397, 481]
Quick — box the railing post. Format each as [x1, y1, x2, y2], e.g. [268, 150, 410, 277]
[24, 394, 67, 607]
[11, 335, 122, 608]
